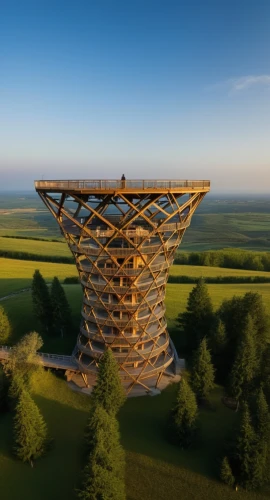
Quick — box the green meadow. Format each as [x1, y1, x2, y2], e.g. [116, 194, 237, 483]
[1, 370, 270, 500]
[0, 236, 71, 257]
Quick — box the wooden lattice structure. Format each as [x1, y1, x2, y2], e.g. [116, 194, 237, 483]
[35, 179, 210, 393]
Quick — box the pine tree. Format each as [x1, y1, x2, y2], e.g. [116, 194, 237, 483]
[13, 390, 48, 465]
[0, 305, 11, 344]
[168, 377, 198, 448]
[77, 405, 125, 500]
[191, 338, 215, 402]
[32, 269, 52, 333]
[228, 315, 257, 403]
[209, 318, 227, 383]
[254, 388, 269, 440]
[242, 292, 268, 359]
[92, 348, 126, 415]
[50, 276, 73, 337]
[220, 456, 235, 487]
[235, 402, 256, 489]
[251, 389, 269, 488]
[218, 292, 268, 379]
[177, 278, 214, 354]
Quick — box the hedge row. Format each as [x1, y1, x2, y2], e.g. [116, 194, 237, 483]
[174, 249, 270, 272]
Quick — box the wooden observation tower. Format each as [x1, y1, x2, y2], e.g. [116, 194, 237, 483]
[35, 179, 210, 394]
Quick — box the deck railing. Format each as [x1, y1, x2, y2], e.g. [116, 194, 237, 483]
[35, 179, 210, 190]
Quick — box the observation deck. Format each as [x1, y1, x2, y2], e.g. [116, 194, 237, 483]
[35, 178, 210, 394]
[35, 179, 210, 194]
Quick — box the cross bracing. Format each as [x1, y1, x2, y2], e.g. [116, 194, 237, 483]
[35, 179, 210, 393]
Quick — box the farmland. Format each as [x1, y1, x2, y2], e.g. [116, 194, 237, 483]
[1, 192, 270, 250]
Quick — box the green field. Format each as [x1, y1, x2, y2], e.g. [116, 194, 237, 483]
[0, 237, 71, 258]
[0, 369, 269, 500]
[0, 258, 77, 297]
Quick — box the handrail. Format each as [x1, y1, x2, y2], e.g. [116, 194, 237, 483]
[35, 179, 210, 191]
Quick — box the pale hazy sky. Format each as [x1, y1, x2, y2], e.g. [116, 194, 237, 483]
[1, 0, 270, 192]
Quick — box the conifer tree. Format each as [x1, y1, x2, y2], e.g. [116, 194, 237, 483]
[50, 276, 73, 337]
[218, 292, 268, 378]
[254, 388, 269, 440]
[251, 389, 269, 488]
[168, 377, 198, 448]
[77, 405, 125, 500]
[177, 278, 214, 354]
[191, 338, 215, 402]
[209, 318, 227, 382]
[228, 315, 257, 404]
[235, 402, 256, 489]
[220, 456, 235, 487]
[0, 305, 11, 344]
[32, 269, 52, 333]
[92, 348, 126, 415]
[13, 390, 48, 466]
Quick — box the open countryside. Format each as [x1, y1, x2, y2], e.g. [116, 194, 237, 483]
[1, 189, 270, 499]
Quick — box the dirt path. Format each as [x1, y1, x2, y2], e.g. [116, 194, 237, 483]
[0, 288, 31, 301]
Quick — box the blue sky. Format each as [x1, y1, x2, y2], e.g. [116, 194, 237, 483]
[0, 0, 270, 192]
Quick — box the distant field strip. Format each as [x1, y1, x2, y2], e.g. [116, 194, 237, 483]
[0, 258, 77, 297]
[0, 236, 71, 257]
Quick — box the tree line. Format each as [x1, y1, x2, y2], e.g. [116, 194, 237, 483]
[174, 248, 270, 272]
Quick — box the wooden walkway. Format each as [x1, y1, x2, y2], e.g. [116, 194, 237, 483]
[0, 346, 78, 371]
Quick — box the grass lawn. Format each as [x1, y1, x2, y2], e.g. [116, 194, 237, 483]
[0, 258, 77, 297]
[0, 236, 71, 258]
[0, 370, 269, 500]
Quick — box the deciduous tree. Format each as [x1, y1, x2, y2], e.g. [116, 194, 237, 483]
[0, 305, 11, 344]
[4, 331, 43, 399]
